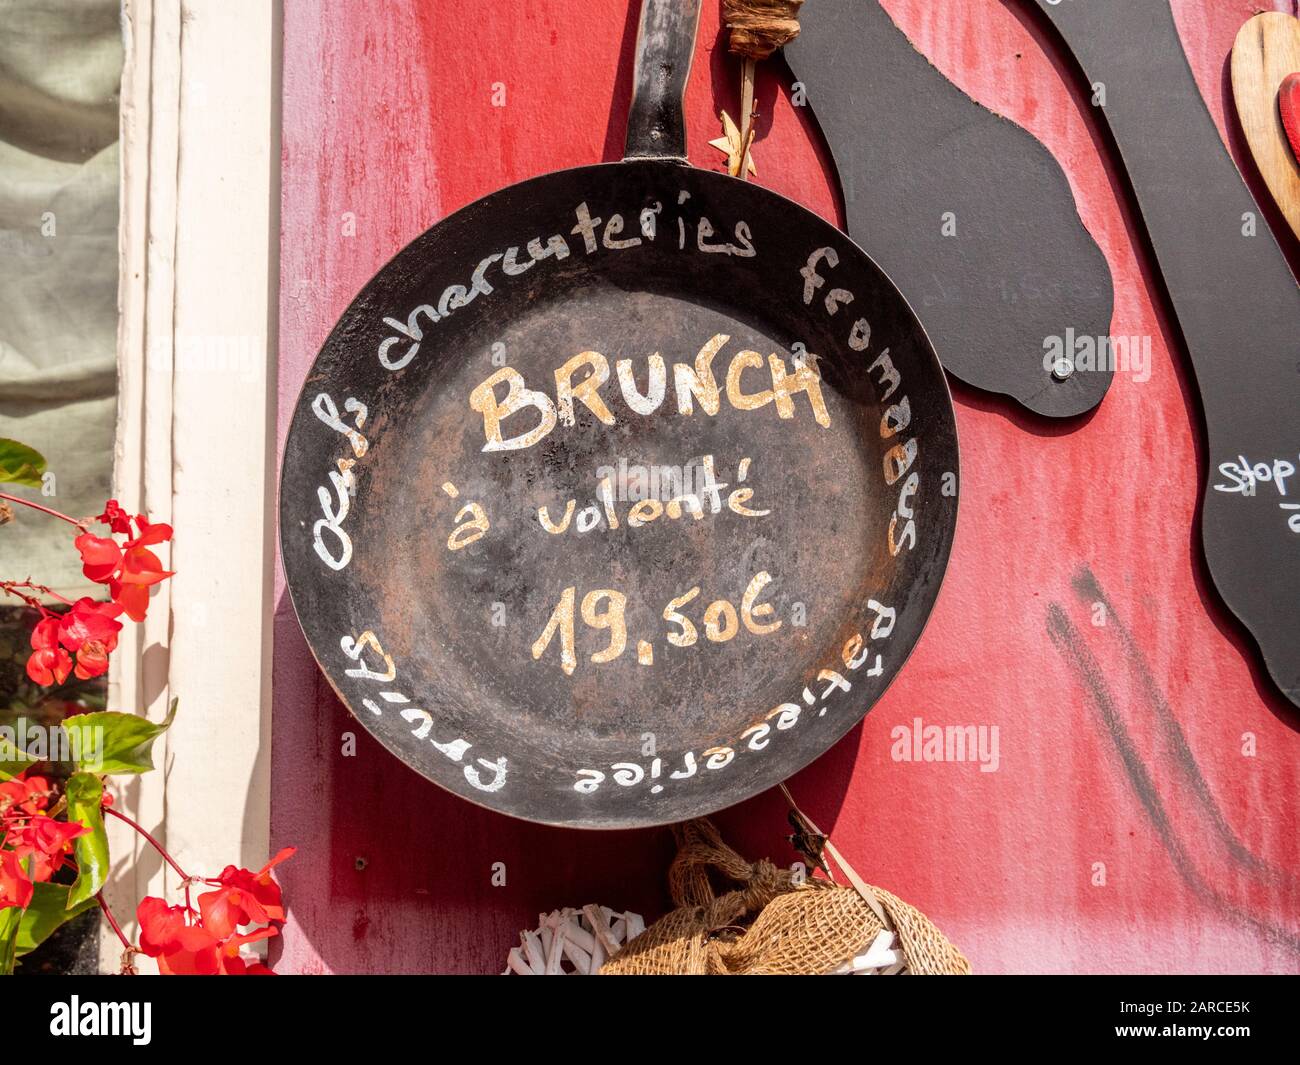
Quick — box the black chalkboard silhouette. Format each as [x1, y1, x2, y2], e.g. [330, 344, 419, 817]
[785, 0, 1115, 419]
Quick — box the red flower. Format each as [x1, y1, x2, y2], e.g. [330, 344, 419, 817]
[59, 597, 124, 679]
[74, 532, 121, 584]
[10, 816, 88, 882]
[155, 925, 224, 976]
[136, 897, 279, 976]
[24, 599, 124, 686]
[73, 640, 110, 680]
[58, 598, 124, 651]
[0, 850, 33, 911]
[137, 897, 190, 957]
[172, 926, 277, 976]
[25, 617, 72, 686]
[225, 957, 275, 976]
[0, 774, 51, 818]
[200, 847, 296, 932]
[134, 849, 292, 975]
[137, 899, 224, 975]
[22, 500, 176, 687]
[97, 499, 134, 536]
[74, 512, 174, 623]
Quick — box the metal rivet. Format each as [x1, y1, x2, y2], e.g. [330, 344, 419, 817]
[1051, 358, 1074, 381]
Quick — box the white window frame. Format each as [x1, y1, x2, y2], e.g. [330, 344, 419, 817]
[104, 0, 279, 970]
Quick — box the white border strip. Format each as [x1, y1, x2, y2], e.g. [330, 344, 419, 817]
[105, 0, 278, 971]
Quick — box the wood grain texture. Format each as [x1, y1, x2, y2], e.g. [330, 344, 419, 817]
[274, 0, 1300, 974]
[1231, 12, 1300, 240]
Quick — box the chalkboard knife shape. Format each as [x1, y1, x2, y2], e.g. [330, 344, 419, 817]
[784, 0, 1115, 419]
[1230, 12, 1300, 242]
[1034, 0, 1300, 709]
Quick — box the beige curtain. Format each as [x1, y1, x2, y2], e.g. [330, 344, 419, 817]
[0, 0, 123, 596]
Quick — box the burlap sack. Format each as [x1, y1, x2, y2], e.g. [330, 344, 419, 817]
[601, 818, 970, 975]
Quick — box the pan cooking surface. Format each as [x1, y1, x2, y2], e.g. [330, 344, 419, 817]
[280, 162, 958, 827]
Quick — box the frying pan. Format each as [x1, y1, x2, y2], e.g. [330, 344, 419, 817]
[280, 0, 959, 828]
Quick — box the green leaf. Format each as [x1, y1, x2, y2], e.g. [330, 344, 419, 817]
[65, 772, 109, 908]
[0, 718, 48, 780]
[15, 882, 98, 957]
[0, 438, 47, 488]
[0, 736, 19, 781]
[0, 898, 21, 975]
[62, 698, 178, 775]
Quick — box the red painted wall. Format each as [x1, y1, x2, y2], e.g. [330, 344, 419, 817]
[274, 0, 1300, 974]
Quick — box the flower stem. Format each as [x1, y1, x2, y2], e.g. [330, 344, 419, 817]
[97, 892, 133, 952]
[104, 805, 192, 881]
[0, 579, 74, 610]
[0, 492, 88, 531]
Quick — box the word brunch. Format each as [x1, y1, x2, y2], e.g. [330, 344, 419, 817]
[468, 333, 832, 452]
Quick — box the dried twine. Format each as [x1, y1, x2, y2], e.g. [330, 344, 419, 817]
[723, 0, 805, 60]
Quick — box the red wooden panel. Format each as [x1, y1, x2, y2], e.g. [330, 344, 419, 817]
[274, 0, 1300, 973]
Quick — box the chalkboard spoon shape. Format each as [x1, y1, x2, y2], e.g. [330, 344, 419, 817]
[784, 0, 1116, 419]
[1034, 0, 1300, 709]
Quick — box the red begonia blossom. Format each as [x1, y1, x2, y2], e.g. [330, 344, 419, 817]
[74, 509, 174, 623]
[0, 850, 33, 911]
[9, 816, 88, 882]
[97, 499, 134, 536]
[24, 598, 124, 684]
[25, 616, 73, 686]
[200, 847, 296, 931]
[136, 897, 279, 976]
[0, 774, 52, 818]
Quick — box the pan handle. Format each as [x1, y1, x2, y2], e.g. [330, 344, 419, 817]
[623, 0, 701, 162]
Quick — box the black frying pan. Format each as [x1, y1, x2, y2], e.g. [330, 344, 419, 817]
[279, 0, 959, 828]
